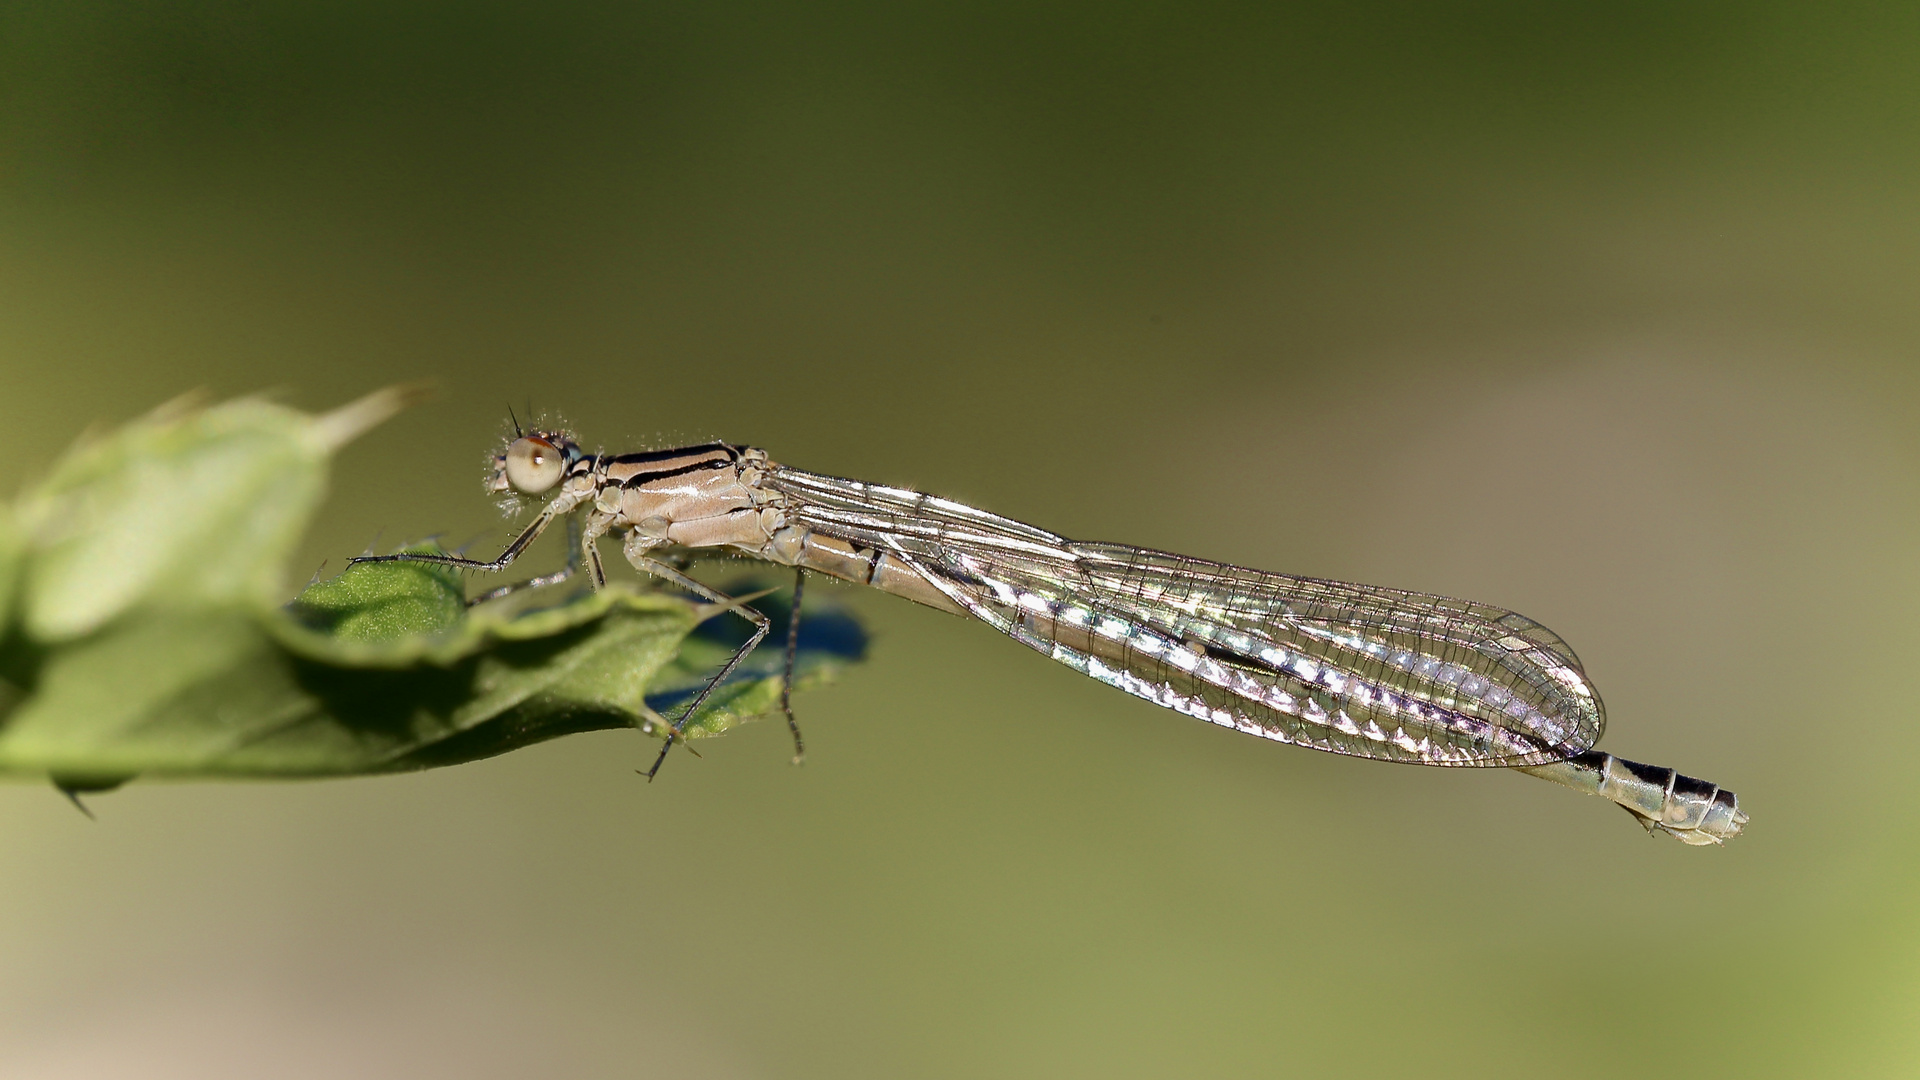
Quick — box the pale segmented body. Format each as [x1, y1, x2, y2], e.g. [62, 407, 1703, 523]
[356, 432, 1745, 844]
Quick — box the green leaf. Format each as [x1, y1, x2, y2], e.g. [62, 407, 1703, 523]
[0, 553, 862, 778]
[0, 391, 867, 787]
[284, 543, 468, 644]
[12, 390, 421, 641]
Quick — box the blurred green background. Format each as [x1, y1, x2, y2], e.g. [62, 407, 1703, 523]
[4, 3, 1919, 1077]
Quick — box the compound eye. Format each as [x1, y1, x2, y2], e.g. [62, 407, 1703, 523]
[503, 436, 565, 494]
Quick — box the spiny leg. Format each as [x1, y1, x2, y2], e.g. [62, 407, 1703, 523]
[467, 515, 582, 606]
[622, 545, 771, 781]
[349, 494, 578, 577]
[780, 569, 806, 765]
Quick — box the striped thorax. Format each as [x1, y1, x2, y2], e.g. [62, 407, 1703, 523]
[491, 432, 967, 614]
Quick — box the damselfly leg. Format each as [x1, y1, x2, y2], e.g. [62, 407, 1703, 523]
[618, 531, 801, 779]
[350, 491, 579, 577]
[781, 569, 805, 765]
[467, 516, 583, 606]
[353, 502, 807, 779]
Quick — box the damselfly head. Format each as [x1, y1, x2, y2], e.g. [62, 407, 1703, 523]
[489, 430, 582, 496]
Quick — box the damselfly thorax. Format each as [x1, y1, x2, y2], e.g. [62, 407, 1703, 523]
[353, 430, 1746, 845]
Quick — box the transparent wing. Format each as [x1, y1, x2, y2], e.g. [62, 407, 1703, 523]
[1060, 543, 1602, 765]
[771, 467, 1603, 767]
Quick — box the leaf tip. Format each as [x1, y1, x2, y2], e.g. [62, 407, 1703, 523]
[141, 388, 215, 426]
[310, 383, 437, 451]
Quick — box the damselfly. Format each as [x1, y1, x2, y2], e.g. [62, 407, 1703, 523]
[353, 428, 1746, 845]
